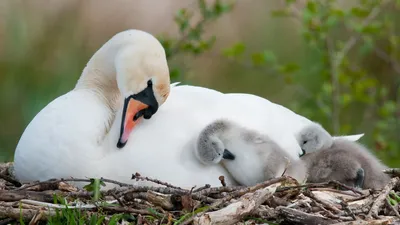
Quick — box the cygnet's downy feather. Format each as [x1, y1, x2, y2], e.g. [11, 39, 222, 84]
[301, 138, 390, 190]
[296, 122, 334, 154]
[195, 119, 307, 186]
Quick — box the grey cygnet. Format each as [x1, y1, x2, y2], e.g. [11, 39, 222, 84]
[195, 119, 307, 186]
[296, 122, 334, 155]
[301, 138, 390, 190]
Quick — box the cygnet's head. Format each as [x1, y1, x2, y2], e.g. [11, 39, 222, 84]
[195, 120, 236, 165]
[297, 122, 333, 155]
[104, 30, 171, 148]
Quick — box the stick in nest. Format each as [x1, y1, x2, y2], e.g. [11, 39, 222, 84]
[303, 190, 342, 214]
[368, 177, 400, 219]
[15, 177, 133, 191]
[180, 177, 285, 225]
[132, 172, 183, 189]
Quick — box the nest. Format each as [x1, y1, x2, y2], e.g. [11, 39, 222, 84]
[0, 163, 400, 225]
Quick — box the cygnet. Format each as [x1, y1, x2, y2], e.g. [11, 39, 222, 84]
[195, 119, 307, 186]
[296, 122, 334, 155]
[300, 138, 390, 190]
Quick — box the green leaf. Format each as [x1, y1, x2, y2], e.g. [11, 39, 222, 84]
[271, 9, 290, 17]
[222, 42, 246, 58]
[379, 101, 397, 117]
[350, 7, 369, 18]
[306, 1, 317, 14]
[340, 93, 352, 107]
[325, 16, 338, 27]
[251, 50, 277, 66]
[361, 22, 383, 34]
[278, 63, 300, 74]
[359, 36, 374, 56]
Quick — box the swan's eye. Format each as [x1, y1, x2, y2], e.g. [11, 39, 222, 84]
[147, 79, 153, 86]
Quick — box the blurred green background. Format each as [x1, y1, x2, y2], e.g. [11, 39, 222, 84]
[0, 0, 399, 165]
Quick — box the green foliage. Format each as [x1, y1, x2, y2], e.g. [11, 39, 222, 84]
[83, 178, 106, 201]
[223, 0, 400, 166]
[159, 0, 234, 81]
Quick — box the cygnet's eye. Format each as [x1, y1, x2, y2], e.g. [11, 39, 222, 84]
[303, 140, 308, 144]
[211, 142, 216, 146]
[147, 79, 153, 86]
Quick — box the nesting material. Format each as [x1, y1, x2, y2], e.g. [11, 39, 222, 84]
[0, 163, 399, 225]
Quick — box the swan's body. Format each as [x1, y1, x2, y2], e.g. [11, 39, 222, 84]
[301, 138, 390, 190]
[195, 119, 307, 186]
[14, 29, 363, 189]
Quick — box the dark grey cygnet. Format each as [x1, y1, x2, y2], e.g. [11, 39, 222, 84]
[301, 138, 390, 190]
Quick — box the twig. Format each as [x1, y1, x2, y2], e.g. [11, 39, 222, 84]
[101, 205, 159, 216]
[276, 180, 364, 196]
[309, 188, 360, 197]
[110, 192, 125, 207]
[16, 177, 133, 191]
[132, 172, 184, 190]
[304, 190, 342, 214]
[20, 199, 117, 209]
[383, 168, 400, 178]
[218, 176, 226, 187]
[386, 198, 400, 218]
[192, 184, 211, 193]
[368, 177, 400, 219]
[0, 174, 21, 187]
[328, 181, 365, 196]
[339, 199, 357, 220]
[193, 183, 279, 225]
[277, 206, 339, 225]
[313, 200, 354, 221]
[0, 205, 55, 221]
[182, 178, 285, 225]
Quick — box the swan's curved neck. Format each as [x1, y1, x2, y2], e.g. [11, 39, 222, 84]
[75, 45, 122, 112]
[73, 42, 126, 147]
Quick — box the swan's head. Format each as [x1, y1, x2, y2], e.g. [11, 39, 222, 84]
[297, 122, 333, 155]
[114, 30, 170, 148]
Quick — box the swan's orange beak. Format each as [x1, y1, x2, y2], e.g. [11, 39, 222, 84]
[117, 98, 148, 148]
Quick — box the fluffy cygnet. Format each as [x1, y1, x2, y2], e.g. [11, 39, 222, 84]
[300, 138, 390, 190]
[195, 119, 307, 186]
[296, 122, 334, 155]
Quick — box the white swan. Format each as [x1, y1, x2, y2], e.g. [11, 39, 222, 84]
[13, 29, 363, 189]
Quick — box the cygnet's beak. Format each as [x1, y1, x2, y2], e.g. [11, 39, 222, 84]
[299, 148, 306, 157]
[222, 149, 235, 160]
[117, 81, 159, 149]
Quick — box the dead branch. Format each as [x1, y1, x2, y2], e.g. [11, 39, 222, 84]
[277, 206, 340, 225]
[383, 168, 400, 178]
[193, 183, 280, 225]
[0, 205, 55, 221]
[132, 172, 184, 189]
[368, 177, 400, 219]
[304, 190, 342, 214]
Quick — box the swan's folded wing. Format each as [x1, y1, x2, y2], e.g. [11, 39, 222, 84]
[333, 133, 364, 141]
